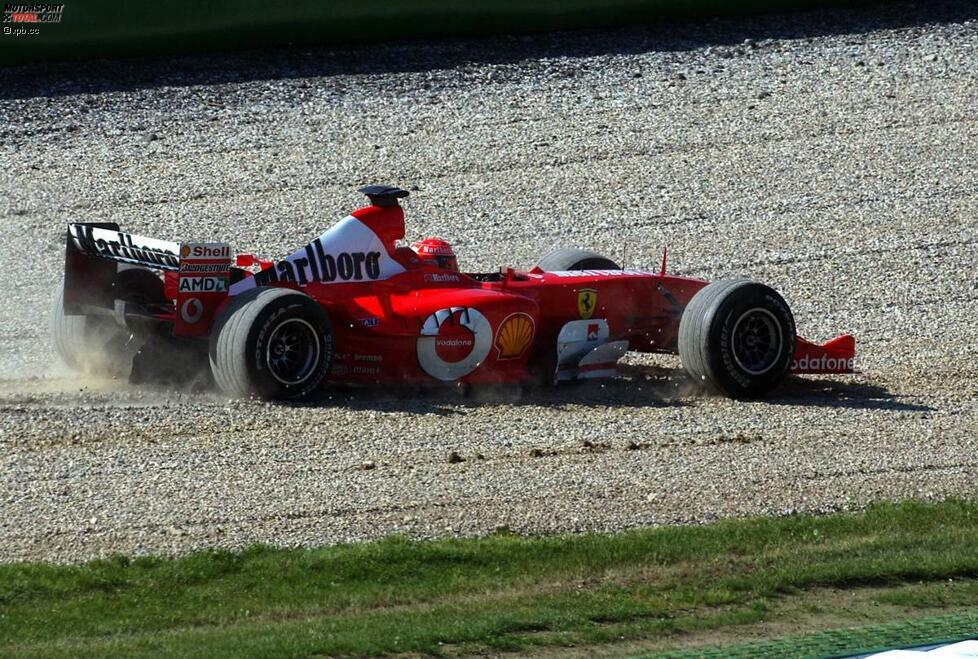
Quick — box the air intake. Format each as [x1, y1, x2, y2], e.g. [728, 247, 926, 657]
[358, 184, 409, 207]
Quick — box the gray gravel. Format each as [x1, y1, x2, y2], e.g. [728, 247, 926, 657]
[1, 3, 977, 563]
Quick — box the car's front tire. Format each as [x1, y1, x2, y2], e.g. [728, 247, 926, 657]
[678, 279, 796, 398]
[209, 287, 333, 400]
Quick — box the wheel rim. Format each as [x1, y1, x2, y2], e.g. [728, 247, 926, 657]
[265, 318, 320, 386]
[731, 308, 783, 376]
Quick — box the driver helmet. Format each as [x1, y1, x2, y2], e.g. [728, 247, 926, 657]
[411, 237, 458, 271]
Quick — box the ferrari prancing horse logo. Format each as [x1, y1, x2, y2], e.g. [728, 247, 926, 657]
[577, 289, 597, 319]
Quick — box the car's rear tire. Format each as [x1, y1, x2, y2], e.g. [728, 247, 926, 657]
[209, 287, 333, 400]
[50, 267, 166, 375]
[678, 279, 796, 398]
[50, 279, 92, 372]
[535, 248, 621, 271]
[112, 266, 165, 307]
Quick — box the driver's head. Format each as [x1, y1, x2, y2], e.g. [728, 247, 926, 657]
[411, 237, 458, 271]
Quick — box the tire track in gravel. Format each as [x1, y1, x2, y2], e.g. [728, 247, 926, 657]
[9, 109, 977, 213]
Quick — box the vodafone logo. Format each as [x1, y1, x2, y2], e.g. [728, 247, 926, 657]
[791, 354, 855, 372]
[435, 332, 474, 362]
[417, 307, 492, 381]
[180, 297, 204, 324]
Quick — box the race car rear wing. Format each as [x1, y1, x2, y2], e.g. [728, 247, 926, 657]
[64, 222, 233, 337]
[63, 222, 181, 315]
[68, 222, 182, 271]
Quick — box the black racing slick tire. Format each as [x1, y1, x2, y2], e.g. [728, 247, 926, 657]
[209, 287, 333, 400]
[50, 267, 166, 375]
[678, 279, 796, 398]
[535, 248, 621, 271]
[50, 279, 91, 372]
[112, 266, 165, 306]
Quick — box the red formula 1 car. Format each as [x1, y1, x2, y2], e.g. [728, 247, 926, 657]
[52, 185, 855, 399]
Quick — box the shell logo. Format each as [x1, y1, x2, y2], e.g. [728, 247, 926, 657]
[180, 244, 191, 258]
[495, 313, 535, 360]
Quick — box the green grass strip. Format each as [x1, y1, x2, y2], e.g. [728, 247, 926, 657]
[2, 499, 978, 657]
[651, 609, 978, 658]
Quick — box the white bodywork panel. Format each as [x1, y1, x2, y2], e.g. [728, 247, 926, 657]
[230, 215, 405, 295]
[555, 319, 627, 381]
